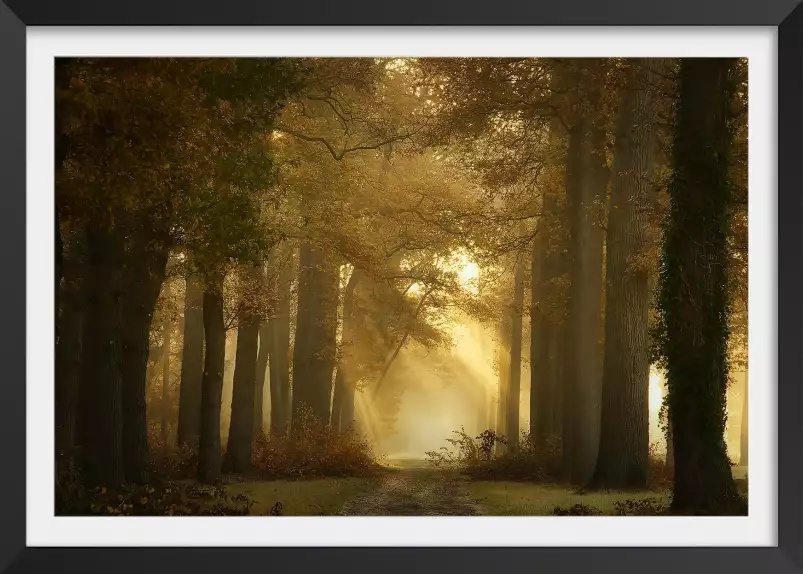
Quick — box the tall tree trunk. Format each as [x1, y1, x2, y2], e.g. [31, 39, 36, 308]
[254, 322, 270, 437]
[339, 363, 356, 433]
[331, 268, 361, 431]
[198, 281, 226, 484]
[530, 192, 561, 446]
[269, 249, 293, 434]
[496, 308, 512, 453]
[550, 325, 564, 439]
[331, 369, 345, 432]
[740, 377, 748, 466]
[590, 59, 657, 489]
[178, 274, 204, 449]
[55, 240, 84, 462]
[161, 312, 171, 447]
[55, 59, 75, 471]
[292, 243, 340, 425]
[563, 109, 608, 485]
[661, 58, 744, 514]
[506, 258, 526, 450]
[76, 224, 125, 486]
[55, 58, 71, 339]
[224, 317, 259, 474]
[120, 240, 169, 483]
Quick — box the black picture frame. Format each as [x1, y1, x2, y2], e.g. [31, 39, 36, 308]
[1, 1, 799, 573]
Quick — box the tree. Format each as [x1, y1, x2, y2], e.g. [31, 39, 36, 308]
[253, 321, 270, 437]
[224, 266, 264, 473]
[561, 67, 609, 484]
[57, 58, 298, 484]
[590, 59, 658, 489]
[331, 267, 362, 431]
[506, 256, 526, 449]
[161, 308, 172, 446]
[76, 220, 125, 486]
[740, 378, 748, 466]
[268, 247, 294, 434]
[177, 274, 204, 448]
[55, 230, 84, 462]
[495, 307, 512, 451]
[291, 243, 340, 424]
[198, 279, 226, 484]
[656, 57, 745, 514]
[529, 130, 568, 447]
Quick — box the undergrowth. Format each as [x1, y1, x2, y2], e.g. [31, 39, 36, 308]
[428, 428, 674, 488]
[648, 441, 673, 491]
[56, 453, 255, 516]
[56, 406, 380, 515]
[425, 428, 562, 481]
[552, 497, 669, 516]
[251, 406, 381, 479]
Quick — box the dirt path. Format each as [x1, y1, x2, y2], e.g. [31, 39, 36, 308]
[340, 464, 481, 516]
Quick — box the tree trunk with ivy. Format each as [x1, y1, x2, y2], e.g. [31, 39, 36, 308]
[665, 419, 675, 469]
[589, 59, 657, 489]
[659, 57, 745, 515]
[178, 274, 205, 449]
[198, 281, 226, 484]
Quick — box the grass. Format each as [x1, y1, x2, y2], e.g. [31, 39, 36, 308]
[465, 466, 748, 516]
[201, 477, 379, 516]
[464, 481, 671, 515]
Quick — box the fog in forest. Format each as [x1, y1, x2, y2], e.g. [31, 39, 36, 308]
[56, 56, 749, 518]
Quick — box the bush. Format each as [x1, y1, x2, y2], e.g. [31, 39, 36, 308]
[56, 456, 255, 516]
[251, 405, 381, 479]
[648, 441, 673, 490]
[612, 497, 669, 515]
[56, 406, 380, 515]
[425, 428, 563, 482]
[58, 481, 256, 516]
[552, 503, 602, 516]
[148, 445, 198, 481]
[551, 498, 668, 516]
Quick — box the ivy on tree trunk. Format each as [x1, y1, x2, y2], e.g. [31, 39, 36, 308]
[657, 57, 745, 515]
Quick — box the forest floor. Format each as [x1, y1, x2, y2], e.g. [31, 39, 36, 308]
[214, 458, 747, 516]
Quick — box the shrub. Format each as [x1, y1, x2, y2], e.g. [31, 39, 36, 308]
[612, 497, 669, 516]
[426, 427, 563, 481]
[251, 405, 381, 479]
[148, 445, 198, 481]
[56, 466, 255, 516]
[552, 503, 602, 516]
[551, 498, 668, 516]
[648, 441, 673, 490]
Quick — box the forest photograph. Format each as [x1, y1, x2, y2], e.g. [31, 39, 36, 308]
[55, 56, 749, 518]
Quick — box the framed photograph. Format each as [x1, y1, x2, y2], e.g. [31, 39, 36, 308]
[2, 0, 800, 572]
